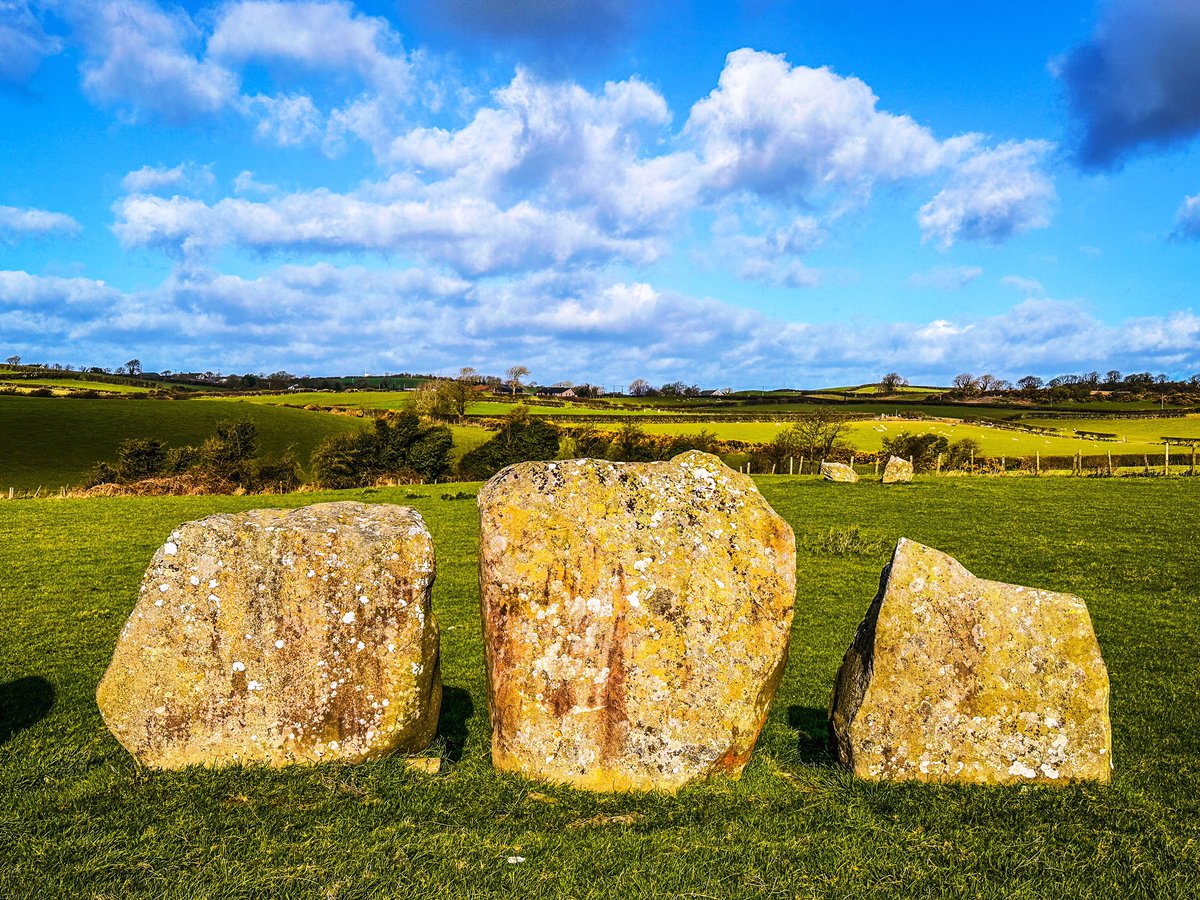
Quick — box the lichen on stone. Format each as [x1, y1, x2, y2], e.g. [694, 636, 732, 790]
[478, 451, 796, 793]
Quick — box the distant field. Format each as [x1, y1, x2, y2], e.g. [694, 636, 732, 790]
[241, 392, 624, 417]
[1021, 416, 1200, 445]
[0, 378, 146, 394]
[0, 397, 372, 491]
[593, 418, 1166, 456]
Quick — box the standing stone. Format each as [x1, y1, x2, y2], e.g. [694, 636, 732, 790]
[881, 456, 913, 484]
[821, 461, 859, 483]
[830, 538, 1111, 783]
[478, 451, 795, 792]
[97, 502, 441, 768]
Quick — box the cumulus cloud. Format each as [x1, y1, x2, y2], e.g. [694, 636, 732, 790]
[906, 265, 983, 291]
[122, 162, 214, 194]
[1056, 0, 1200, 169]
[0, 205, 81, 242]
[60, 0, 237, 121]
[0, 1, 61, 84]
[5, 263, 1198, 384]
[686, 49, 968, 201]
[918, 141, 1055, 249]
[1173, 192, 1200, 239]
[113, 188, 664, 274]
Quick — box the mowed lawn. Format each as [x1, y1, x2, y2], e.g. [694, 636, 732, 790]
[0, 396, 370, 491]
[2, 478, 1198, 898]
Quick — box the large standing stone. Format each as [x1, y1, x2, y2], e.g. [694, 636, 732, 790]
[830, 538, 1111, 784]
[821, 461, 859, 482]
[478, 451, 795, 792]
[97, 502, 441, 768]
[882, 456, 913, 484]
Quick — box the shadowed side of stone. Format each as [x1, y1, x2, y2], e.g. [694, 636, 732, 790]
[821, 462, 858, 483]
[478, 451, 796, 793]
[881, 456, 913, 484]
[97, 501, 441, 768]
[829, 538, 1112, 784]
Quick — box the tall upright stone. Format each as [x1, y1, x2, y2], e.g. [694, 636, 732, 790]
[97, 502, 441, 768]
[478, 451, 795, 792]
[830, 538, 1111, 783]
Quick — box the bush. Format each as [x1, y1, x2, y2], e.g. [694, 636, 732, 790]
[881, 432, 948, 473]
[457, 410, 559, 480]
[115, 438, 168, 481]
[310, 412, 453, 488]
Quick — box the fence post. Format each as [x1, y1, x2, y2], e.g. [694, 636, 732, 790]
[1108, 449, 1113, 476]
[970, 449, 974, 473]
[1144, 454, 1150, 474]
[936, 452, 942, 476]
[1036, 451, 1040, 476]
[799, 456, 805, 475]
[789, 456, 793, 475]
[1165, 442, 1170, 476]
[771, 463, 776, 475]
[874, 458, 879, 477]
[1192, 444, 1196, 476]
[1001, 456, 1006, 474]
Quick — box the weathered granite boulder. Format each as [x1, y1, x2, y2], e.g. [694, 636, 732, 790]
[830, 538, 1111, 784]
[882, 456, 913, 484]
[97, 502, 441, 768]
[478, 451, 795, 792]
[821, 462, 859, 483]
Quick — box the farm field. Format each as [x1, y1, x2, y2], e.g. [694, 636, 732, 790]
[0, 396, 370, 492]
[0, 397, 495, 492]
[238, 392, 620, 417]
[0, 377, 150, 394]
[1021, 416, 1200, 444]
[593, 418, 1167, 456]
[1, 478, 1198, 898]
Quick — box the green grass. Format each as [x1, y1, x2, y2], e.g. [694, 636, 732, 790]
[0, 396, 371, 491]
[592, 418, 1166, 456]
[1021, 415, 1200, 445]
[239, 392, 615, 417]
[0, 377, 152, 394]
[2, 478, 1198, 897]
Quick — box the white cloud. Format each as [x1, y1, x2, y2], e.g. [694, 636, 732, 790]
[5, 264, 1197, 385]
[1173, 191, 1200, 239]
[0, 1, 61, 83]
[121, 162, 214, 194]
[243, 93, 324, 146]
[1000, 274, 1047, 296]
[62, 0, 238, 122]
[918, 140, 1056, 249]
[906, 265, 983, 291]
[233, 171, 278, 196]
[0, 205, 82, 242]
[685, 49, 967, 200]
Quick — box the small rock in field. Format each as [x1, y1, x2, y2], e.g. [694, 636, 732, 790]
[829, 538, 1111, 783]
[97, 501, 441, 768]
[881, 456, 913, 484]
[821, 461, 859, 482]
[478, 451, 795, 792]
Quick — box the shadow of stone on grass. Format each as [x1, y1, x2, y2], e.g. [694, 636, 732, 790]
[0, 676, 55, 745]
[787, 704, 832, 765]
[438, 686, 475, 762]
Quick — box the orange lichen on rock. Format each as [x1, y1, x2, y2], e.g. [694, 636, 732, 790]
[478, 451, 796, 793]
[830, 538, 1112, 784]
[97, 501, 441, 768]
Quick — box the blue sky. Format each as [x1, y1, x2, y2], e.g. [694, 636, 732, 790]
[1, 0, 1199, 388]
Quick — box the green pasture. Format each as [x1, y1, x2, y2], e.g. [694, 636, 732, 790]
[1021, 415, 1200, 445]
[0, 377, 149, 394]
[592, 418, 1165, 456]
[239, 392, 615, 417]
[2, 478, 1198, 897]
[0, 396, 494, 491]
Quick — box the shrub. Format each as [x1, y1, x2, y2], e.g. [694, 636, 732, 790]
[310, 412, 453, 488]
[457, 410, 559, 480]
[881, 432, 948, 472]
[115, 438, 168, 481]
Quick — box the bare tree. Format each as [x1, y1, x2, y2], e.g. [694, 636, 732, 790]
[628, 378, 652, 396]
[952, 373, 978, 394]
[787, 409, 849, 459]
[505, 365, 529, 396]
[4, 355, 19, 367]
[125, 358, 142, 377]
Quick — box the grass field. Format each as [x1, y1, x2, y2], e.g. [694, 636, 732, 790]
[0, 397, 495, 491]
[0, 377, 151, 394]
[239, 392, 617, 417]
[2, 478, 1198, 897]
[1022, 416, 1200, 444]
[0, 396, 370, 491]
[593, 419, 1167, 456]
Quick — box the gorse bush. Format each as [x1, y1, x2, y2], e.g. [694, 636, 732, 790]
[84, 420, 301, 493]
[456, 408, 559, 480]
[310, 412, 453, 488]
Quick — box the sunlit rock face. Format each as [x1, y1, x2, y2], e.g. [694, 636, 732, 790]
[830, 538, 1111, 784]
[821, 462, 858, 482]
[97, 502, 441, 768]
[882, 456, 913, 483]
[478, 451, 796, 793]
